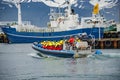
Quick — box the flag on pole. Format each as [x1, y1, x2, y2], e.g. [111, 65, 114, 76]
[93, 3, 99, 14]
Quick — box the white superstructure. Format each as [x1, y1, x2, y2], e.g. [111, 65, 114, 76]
[0, 0, 114, 33]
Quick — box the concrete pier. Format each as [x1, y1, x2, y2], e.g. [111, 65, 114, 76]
[0, 33, 8, 43]
[95, 38, 120, 49]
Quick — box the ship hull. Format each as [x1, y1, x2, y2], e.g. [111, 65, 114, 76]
[2, 26, 104, 43]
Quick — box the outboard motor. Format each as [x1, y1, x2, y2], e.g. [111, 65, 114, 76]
[95, 50, 102, 55]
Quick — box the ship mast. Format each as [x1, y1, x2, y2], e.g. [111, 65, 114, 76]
[3, 0, 23, 26]
[16, 2, 22, 26]
[67, 0, 72, 16]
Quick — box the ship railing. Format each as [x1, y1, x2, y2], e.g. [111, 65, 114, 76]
[0, 21, 31, 26]
[49, 13, 63, 20]
[17, 26, 55, 33]
[117, 23, 120, 32]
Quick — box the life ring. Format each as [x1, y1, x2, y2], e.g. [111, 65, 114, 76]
[117, 40, 120, 48]
[117, 32, 120, 38]
[57, 17, 64, 23]
[57, 17, 62, 23]
[103, 33, 107, 38]
[107, 33, 111, 38]
[105, 40, 112, 47]
[111, 33, 117, 38]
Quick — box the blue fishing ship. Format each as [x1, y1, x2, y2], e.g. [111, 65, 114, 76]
[1, 0, 106, 43]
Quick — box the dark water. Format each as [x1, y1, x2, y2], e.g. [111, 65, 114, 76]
[0, 43, 120, 80]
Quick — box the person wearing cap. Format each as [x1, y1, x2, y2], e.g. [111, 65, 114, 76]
[68, 36, 75, 50]
[68, 36, 75, 45]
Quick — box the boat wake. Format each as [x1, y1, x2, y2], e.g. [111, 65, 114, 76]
[101, 53, 120, 58]
[28, 51, 120, 59]
[88, 52, 120, 60]
[28, 53, 62, 60]
[28, 53, 46, 59]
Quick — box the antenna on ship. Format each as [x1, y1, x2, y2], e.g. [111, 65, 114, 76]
[67, 0, 71, 16]
[118, 7, 120, 24]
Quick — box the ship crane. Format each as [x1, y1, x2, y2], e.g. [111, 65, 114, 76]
[3, 0, 24, 26]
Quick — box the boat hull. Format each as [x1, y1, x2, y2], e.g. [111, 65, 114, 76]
[32, 44, 74, 58]
[1, 26, 104, 43]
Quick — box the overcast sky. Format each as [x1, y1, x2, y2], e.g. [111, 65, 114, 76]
[0, 0, 120, 27]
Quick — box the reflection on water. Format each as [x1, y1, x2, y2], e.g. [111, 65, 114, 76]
[0, 43, 120, 80]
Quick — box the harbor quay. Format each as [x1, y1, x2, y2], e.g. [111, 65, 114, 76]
[0, 32, 120, 49]
[0, 33, 8, 43]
